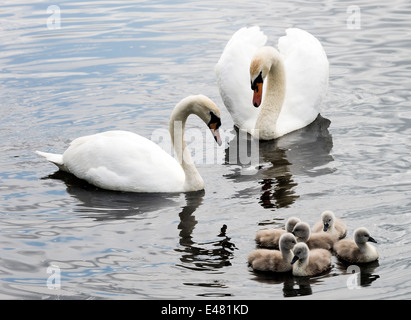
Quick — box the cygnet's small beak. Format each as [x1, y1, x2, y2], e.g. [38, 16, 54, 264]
[368, 236, 377, 243]
[323, 223, 329, 232]
[210, 128, 222, 146]
[291, 255, 299, 265]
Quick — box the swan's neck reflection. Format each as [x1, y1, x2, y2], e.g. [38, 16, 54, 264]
[224, 114, 333, 210]
[176, 192, 237, 272]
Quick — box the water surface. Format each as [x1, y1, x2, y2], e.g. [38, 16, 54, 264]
[0, 0, 410, 299]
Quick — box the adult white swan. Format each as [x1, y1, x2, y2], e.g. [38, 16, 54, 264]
[36, 95, 222, 193]
[215, 26, 329, 140]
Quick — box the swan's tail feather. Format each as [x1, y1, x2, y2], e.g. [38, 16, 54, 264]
[35, 151, 67, 172]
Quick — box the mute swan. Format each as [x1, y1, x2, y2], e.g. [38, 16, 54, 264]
[313, 210, 347, 239]
[255, 216, 300, 248]
[291, 242, 332, 277]
[334, 227, 378, 263]
[215, 26, 329, 140]
[248, 233, 297, 272]
[292, 222, 335, 250]
[36, 95, 222, 193]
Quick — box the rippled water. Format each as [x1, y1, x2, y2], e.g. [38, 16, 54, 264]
[1, 0, 410, 300]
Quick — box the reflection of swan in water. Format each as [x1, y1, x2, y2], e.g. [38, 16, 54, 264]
[250, 253, 379, 297]
[176, 192, 237, 272]
[43, 172, 237, 275]
[335, 259, 380, 288]
[42, 171, 183, 220]
[249, 271, 314, 297]
[224, 114, 334, 210]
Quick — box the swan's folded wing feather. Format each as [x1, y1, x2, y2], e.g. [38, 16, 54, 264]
[277, 28, 329, 136]
[215, 26, 267, 132]
[62, 131, 185, 192]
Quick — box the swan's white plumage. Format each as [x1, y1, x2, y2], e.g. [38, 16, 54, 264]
[37, 131, 185, 193]
[36, 95, 221, 193]
[216, 26, 267, 133]
[63, 131, 185, 193]
[216, 26, 329, 139]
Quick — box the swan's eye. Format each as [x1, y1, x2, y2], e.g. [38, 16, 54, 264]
[208, 112, 221, 130]
[251, 71, 263, 90]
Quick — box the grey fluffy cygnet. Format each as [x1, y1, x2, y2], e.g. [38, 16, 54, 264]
[255, 217, 301, 249]
[248, 233, 297, 272]
[291, 242, 332, 277]
[292, 222, 335, 250]
[334, 227, 378, 263]
[313, 210, 347, 239]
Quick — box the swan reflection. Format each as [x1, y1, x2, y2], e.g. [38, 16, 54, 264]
[45, 172, 237, 274]
[249, 267, 335, 298]
[176, 196, 238, 272]
[336, 259, 380, 288]
[42, 171, 182, 219]
[249, 255, 380, 297]
[224, 114, 334, 210]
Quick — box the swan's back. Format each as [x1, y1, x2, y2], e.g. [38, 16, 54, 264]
[63, 131, 185, 193]
[215, 26, 267, 132]
[306, 232, 335, 251]
[247, 248, 290, 272]
[305, 248, 332, 276]
[276, 28, 329, 136]
[255, 229, 285, 249]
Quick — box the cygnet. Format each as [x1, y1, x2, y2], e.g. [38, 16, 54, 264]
[291, 242, 332, 277]
[313, 210, 347, 239]
[255, 217, 300, 249]
[292, 222, 335, 250]
[248, 233, 297, 272]
[334, 227, 378, 263]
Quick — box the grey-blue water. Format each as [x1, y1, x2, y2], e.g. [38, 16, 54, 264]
[0, 0, 410, 300]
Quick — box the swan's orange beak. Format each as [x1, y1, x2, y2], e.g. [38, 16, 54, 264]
[253, 82, 263, 108]
[209, 123, 222, 146]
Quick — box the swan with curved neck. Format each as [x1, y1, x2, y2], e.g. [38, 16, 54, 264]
[169, 95, 222, 191]
[36, 95, 222, 193]
[250, 46, 286, 140]
[215, 27, 329, 140]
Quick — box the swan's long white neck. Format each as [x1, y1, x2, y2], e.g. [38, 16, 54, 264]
[254, 48, 286, 140]
[169, 99, 204, 192]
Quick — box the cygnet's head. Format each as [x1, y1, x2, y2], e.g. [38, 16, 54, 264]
[321, 210, 335, 231]
[291, 242, 309, 264]
[279, 233, 297, 251]
[292, 222, 311, 241]
[285, 217, 301, 233]
[354, 227, 377, 245]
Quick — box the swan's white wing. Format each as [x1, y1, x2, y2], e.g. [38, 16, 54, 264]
[215, 26, 267, 133]
[62, 131, 185, 193]
[276, 28, 329, 137]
